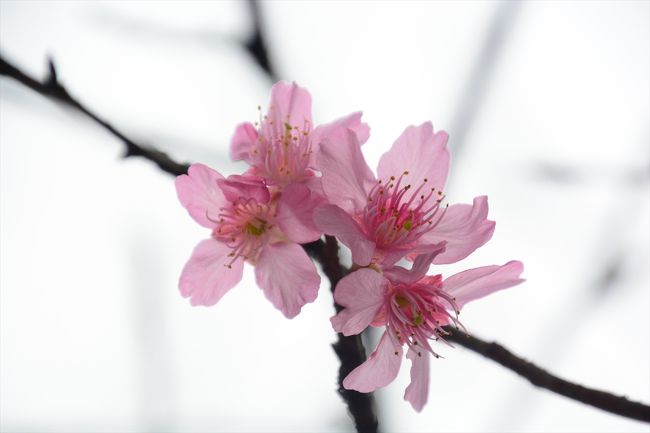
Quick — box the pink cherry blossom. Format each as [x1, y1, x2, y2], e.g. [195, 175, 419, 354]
[175, 163, 321, 318]
[331, 249, 524, 411]
[230, 81, 369, 190]
[314, 123, 495, 268]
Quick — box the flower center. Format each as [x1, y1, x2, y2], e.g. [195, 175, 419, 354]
[251, 111, 313, 186]
[244, 219, 268, 237]
[386, 279, 462, 358]
[211, 198, 276, 266]
[362, 171, 447, 249]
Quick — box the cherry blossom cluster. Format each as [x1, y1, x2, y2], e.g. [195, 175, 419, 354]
[175, 81, 524, 411]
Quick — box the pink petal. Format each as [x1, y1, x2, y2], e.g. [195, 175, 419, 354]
[383, 243, 446, 284]
[175, 163, 227, 228]
[331, 269, 387, 336]
[179, 238, 244, 306]
[442, 260, 525, 309]
[255, 242, 320, 318]
[230, 122, 258, 163]
[377, 122, 450, 191]
[275, 183, 324, 243]
[318, 129, 375, 213]
[267, 81, 312, 130]
[373, 248, 410, 269]
[343, 331, 403, 393]
[313, 204, 376, 266]
[216, 174, 270, 204]
[302, 174, 324, 196]
[422, 195, 496, 265]
[375, 239, 446, 269]
[310, 111, 370, 157]
[404, 349, 430, 412]
[349, 115, 371, 145]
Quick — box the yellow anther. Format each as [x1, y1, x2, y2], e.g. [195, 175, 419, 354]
[395, 295, 409, 308]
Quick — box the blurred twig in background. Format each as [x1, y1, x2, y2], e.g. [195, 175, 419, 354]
[448, 1, 521, 160]
[244, 0, 279, 82]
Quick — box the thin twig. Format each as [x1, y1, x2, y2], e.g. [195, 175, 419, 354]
[443, 327, 650, 423]
[0, 54, 190, 177]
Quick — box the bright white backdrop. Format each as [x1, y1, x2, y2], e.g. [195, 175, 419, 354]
[1, 1, 648, 432]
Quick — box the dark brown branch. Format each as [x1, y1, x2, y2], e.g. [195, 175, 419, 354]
[443, 327, 650, 423]
[0, 54, 190, 177]
[306, 237, 378, 433]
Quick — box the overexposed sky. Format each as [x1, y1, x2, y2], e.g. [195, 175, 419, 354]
[1, 1, 649, 432]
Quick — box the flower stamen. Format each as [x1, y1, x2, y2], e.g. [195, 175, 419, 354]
[363, 171, 448, 250]
[248, 106, 314, 186]
[385, 277, 462, 358]
[211, 198, 275, 266]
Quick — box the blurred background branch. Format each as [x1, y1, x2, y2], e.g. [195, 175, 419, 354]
[243, 0, 278, 82]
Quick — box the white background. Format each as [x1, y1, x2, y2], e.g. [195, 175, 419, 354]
[1, 1, 649, 432]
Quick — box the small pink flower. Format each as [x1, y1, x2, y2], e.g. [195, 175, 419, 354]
[331, 249, 525, 411]
[230, 81, 370, 190]
[314, 122, 495, 268]
[175, 163, 322, 318]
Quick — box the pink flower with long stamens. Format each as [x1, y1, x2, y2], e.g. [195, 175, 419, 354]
[175, 163, 321, 318]
[314, 122, 495, 268]
[230, 81, 370, 191]
[331, 248, 525, 411]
